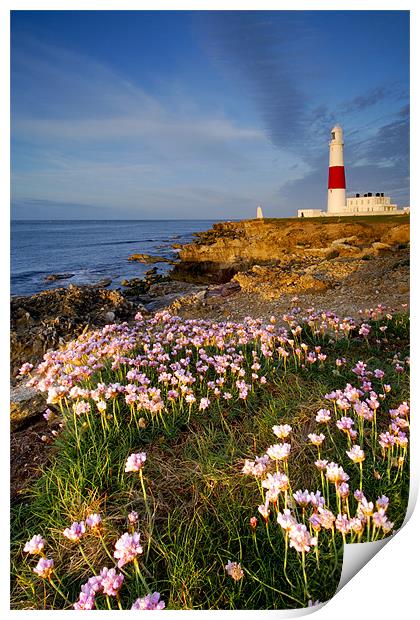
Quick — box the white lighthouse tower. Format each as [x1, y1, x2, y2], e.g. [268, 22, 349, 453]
[327, 125, 346, 214]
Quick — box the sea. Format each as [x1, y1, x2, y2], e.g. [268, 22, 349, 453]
[11, 220, 218, 297]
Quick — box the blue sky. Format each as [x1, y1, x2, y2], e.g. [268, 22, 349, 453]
[11, 10, 409, 219]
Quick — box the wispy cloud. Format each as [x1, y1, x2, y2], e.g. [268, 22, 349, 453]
[201, 11, 313, 149]
[340, 86, 388, 114]
[15, 116, 264, 144]
[12, 37, 278, 217]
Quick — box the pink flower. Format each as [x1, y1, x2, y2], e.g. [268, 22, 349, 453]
[318, 508, 336, 530]
[354, 489, 366, 502]
[326, 462, 349, 484]
[358, 498, 374, 517]
[272, 424, 292, 439]
[277, 509, 296, 532]
[379, 432, 396, 449]
[359, 324, 371, 337]
[266, 443, 291, 461]
[43, 409, 54, 421]
[33, 557, 54, 579]
[350, 517, 365, 535]
[376, 495, 389, 511]
[316, 409, 331, 423]
[128, 511, 139, 524]
[242, 455, 269, 477]
[346, 445, 365, 463]
[336, 417, 354, 431]
[309, 490, 325, 509]
[74, 591, 96, 610]
[19, 362, 33, 376]
[335, 513, 352, 535]
[262, 472, 289, 493]
[96, 400, 107, 413]
[86, 513, 102, 531]
[293, 489, 311, 507]
[309, 513, 322, 532]
[23, 534, 45, 555]
[289, 523, 317, 553]
[63, 521, 86, 542]
[114, 532, 143, 568]
[99, 567, 124, 596]
[199, 397, 210, 411]
[131, 592, 166, 610]
[308, 433, 325, 446]
[258, 503, 270, 521]
[125, 452, 147, 472]
[74, 401, 91, 415]
[225, 560, 244, 581]
[338, 482, 350, 498]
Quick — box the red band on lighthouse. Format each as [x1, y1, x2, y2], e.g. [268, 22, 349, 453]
[328, 166, 346, 190]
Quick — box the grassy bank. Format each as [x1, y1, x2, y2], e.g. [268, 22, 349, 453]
[252, 214, 410, 225]
[11, 307, 409, 610]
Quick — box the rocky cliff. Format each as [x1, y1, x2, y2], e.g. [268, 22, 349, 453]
[170, 216, 410, 284]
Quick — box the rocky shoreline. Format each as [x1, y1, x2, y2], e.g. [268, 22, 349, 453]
[11, 215, 410, 371]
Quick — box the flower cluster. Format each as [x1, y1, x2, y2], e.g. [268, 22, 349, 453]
[74, 568, 124, 609]
[33, 557, 54, 579]
[131, 592, 166, 610]
[225, 560, 244, 581]
[63, 521, 86, 542]
[114, 532, 143, 568]
[24, 311, 333, 438]
[23, 534, 45, 555]
[125, 453, 147, 473]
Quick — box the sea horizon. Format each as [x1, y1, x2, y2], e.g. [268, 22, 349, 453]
[11, 219, 219, 297]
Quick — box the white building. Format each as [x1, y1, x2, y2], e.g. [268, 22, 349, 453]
[345, 193, 397, 214]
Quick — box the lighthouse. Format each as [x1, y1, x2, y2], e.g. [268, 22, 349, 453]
[296, 124, 403, 218]
[327, 125, 346, 214]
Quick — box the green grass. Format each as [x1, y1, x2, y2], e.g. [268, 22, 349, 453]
[241, 214, 409, 225]
[11, 312, 409, 610]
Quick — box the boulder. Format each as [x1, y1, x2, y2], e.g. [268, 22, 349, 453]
[44, 273, 75, 282]
[128, 253, 174, 264]
[381, 224, 409, 245]
[205, 280, 241, 300]
[324, 248, 340, 260]
[10, 384, 47, 432]
[331, 236, 359, 246]
[372, 242, 392, 251]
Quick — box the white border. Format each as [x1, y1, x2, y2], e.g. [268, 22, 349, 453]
[2, 2, 417, 618]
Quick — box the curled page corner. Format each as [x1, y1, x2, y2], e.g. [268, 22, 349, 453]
[337, 538, 389, 593]
[336, 477, 418, 595]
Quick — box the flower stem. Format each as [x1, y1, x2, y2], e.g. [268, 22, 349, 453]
[301, 552, 310, 599]
[78, 543, 96, 574]
[99, 533, 117, 565]
[48, 577, 71, 606]
[133, 557, 149, 592]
